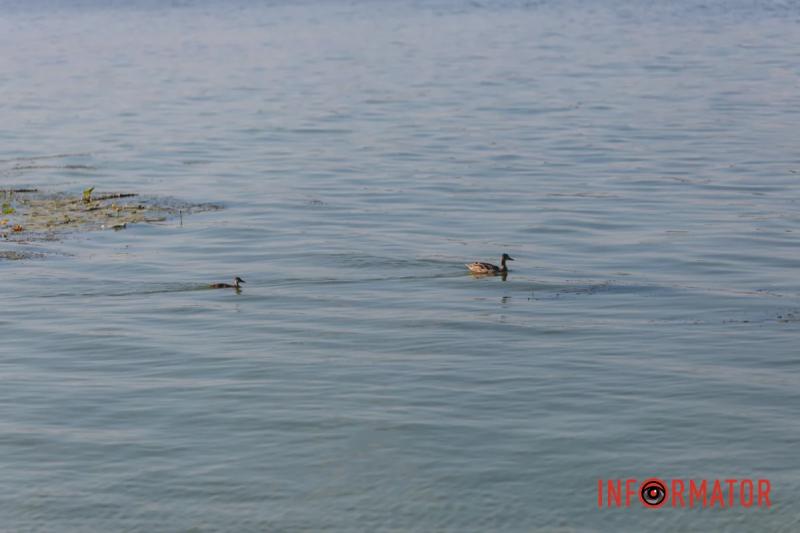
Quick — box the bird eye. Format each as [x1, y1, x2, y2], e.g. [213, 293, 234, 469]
[639, 479, 667, 508]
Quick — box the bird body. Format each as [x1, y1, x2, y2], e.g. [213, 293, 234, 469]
[465, 261, 502, 274]
[210, 276, 245, 289]
[466, 254, 514, 275]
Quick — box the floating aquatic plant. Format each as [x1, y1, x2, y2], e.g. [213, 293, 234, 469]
[1, 188, 221, 242]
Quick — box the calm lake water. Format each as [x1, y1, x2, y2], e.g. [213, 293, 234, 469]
[1, 0, 799, 530]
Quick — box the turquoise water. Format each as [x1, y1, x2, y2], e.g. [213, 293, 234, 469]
[1, 1, 799, 530]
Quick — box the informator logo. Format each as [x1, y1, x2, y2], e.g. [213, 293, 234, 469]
[598, 478, 771, 509]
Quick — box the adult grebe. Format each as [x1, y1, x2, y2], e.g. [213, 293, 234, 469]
[210, 277, 245, 289]
[466, 254, 514, 275]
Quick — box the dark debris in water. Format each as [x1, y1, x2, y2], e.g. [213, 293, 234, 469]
[1, 188, 221, 244]
[718, 308, 800, 326]
[0, 250, 45, 261]
[554, 280, 613, 297]
[776, 311, 799, 323]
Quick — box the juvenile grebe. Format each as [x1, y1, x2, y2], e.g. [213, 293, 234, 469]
[466, 253, 514, 275]
[210, 277, 245, 289]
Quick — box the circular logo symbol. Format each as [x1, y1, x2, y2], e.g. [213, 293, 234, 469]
[639, 478, 668, 508]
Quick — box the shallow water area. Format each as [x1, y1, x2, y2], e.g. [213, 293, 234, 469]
[1, 0, 800, 531]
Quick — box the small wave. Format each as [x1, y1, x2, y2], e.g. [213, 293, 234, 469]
[0, 152, 92, 164]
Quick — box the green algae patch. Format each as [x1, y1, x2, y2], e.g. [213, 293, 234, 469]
[1, 188, 220, 242]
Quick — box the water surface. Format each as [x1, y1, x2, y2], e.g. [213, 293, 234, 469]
[1, 0, 799, 530]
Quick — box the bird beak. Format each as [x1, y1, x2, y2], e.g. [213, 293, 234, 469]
[508, 257, 515, 261]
